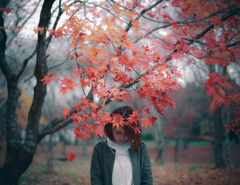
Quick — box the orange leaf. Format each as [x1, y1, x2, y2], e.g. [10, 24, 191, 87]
[98, 79, 105, 87]
[112, 114, 124, 128]
[52, 77, 59, 82]
[100, 99, 106, 108]
[62, 4, 69, 12]
[60, 87, 67, 96]
[70, 39, 77, 48]
[90, 103, 98, 111]
[62, 107, 70, 120]
[141, 116, 157, 128]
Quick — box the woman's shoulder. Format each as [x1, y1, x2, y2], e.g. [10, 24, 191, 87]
[140, 141, 148, 151]
[93, 139, 108, 149]
[140, 140, 147, 147]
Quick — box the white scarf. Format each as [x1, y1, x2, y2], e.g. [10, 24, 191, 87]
[107, 138, 133, 185]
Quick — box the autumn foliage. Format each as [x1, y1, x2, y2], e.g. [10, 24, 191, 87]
[28, 0, 240, 161]
[2, 0, 239, 164]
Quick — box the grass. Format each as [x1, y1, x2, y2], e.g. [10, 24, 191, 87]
[19, 154, 91, 185]
[144, 139, 238, 148]
[189, 164, 201, 171]
[142, 140, 213, 148]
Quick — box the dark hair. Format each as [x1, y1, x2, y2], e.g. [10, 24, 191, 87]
[104, 105, 141, 153]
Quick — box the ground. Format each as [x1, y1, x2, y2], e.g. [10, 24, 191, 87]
[0, 142, 240, 184]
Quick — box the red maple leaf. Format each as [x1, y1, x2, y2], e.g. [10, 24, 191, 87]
[147, 12, 155, 18]
[51, 77, 59, 82]
[40, 72, 52, 84]
[172, 117, 181, 121]
[70, 72, 80, 79]
[144, 108, 150, 114]
[60, 76, 78, 91]
[204, 78, 214, 87]
[90, 103, 98, 111]
[162, 44, 172, 52]
[0, 8, 12, 13]
[112, 114, 124, 128]
[72, 113, 82, 123]
[81, 124, 91, 130]
[67, 153, 75, 162]
[93, 129, 105, 138]
[91, 112, 98, 120]
[127, 111, 139, 124]
[141, 116, 157, 128]
[138, 106, 145, 113]
[84, 130, 91, 140]
[60, 86, 67, 96]
[212, 16, 222, 27]
[129, 125, 141, 134]
[122, 93, 131, 101]
[80, 98, 89, 105]
[172, 54, 182, 60]
[206, 87, 218, 96]
[216, 97, 226, 105]
[62, 107, 70, 120]
[73, 127, 83, 140]
[172, 22, 181, 30]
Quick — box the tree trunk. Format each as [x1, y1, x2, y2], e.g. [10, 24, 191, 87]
[155, 140, 165, 164]
[179, 139, 185, 156]
[153, 117, 166, 164]
[174, 108, 179, 163]
[0, 0, 55, 184]
[0, 80, 25, 185]
[213, 106, 225, 168]
[221, 104, 231, 164]
[47, 135, 53, 173]
[61, 135, 67, 156]
[174, 137, 179, 163]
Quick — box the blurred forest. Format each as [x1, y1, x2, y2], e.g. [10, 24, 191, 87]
[0, 0, 240, 184]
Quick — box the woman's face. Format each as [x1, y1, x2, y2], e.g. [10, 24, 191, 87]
[112, 126, 128, 144]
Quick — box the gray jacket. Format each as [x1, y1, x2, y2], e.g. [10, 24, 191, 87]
[90, 140, 153, 185]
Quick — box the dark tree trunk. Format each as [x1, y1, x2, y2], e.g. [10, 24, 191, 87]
[155, 140, 165, 164]
[173, 108, 179, 163]
[47, 135, 53, 173]
[0, 0, 55, 184]
[174, 137, 179, 163]
[213, 106, 225, 168]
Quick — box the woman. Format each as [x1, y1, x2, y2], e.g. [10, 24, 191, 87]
[90, 105, 153, 185]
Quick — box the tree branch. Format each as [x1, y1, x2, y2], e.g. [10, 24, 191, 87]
[45, 0, 64, 50]
[125, 0, 163, 32]
[187, 7, 240, 46]
[226, 40, 240, 48]
[0, 13, 11, 80]
[37, 86, 93, 143]
[17, 47, 37, 79]
[7, 0, 42, 45]
[22, 0, 56, 154]
[137, 0, 163, 19]
[141, 8, 228, 25]
[110, 0, 131, 11]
